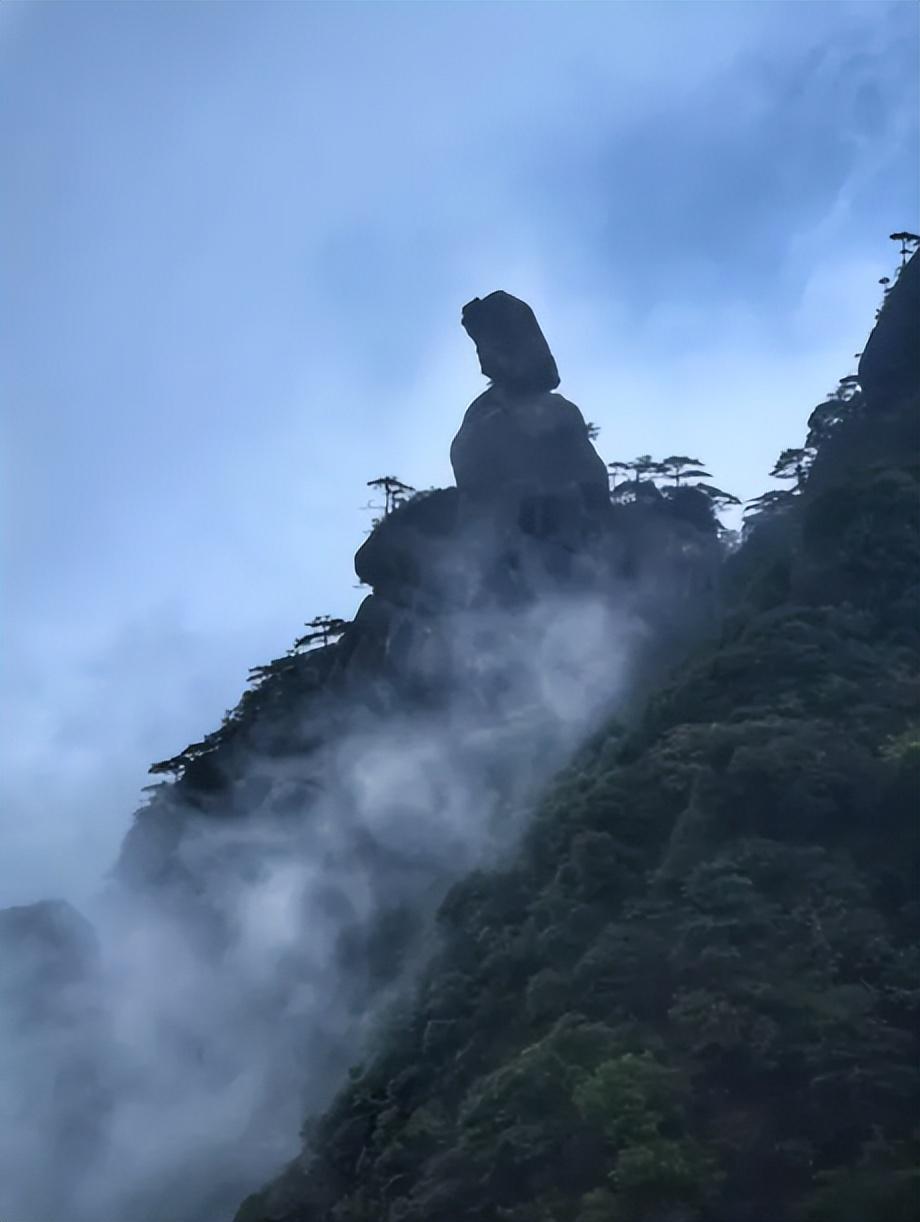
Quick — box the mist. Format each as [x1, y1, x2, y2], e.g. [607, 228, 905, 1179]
[2, 4, 917, 1220]
[1, 578, 660, 1222]
[2, 0, 917, 907]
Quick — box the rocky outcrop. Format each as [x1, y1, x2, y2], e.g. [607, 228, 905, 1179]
[353, 488, 459, 603]
[859, 251, 919, 408]
[450, 385, 609, 512]
[351, 295, 611, 625]
[336, 292, 720, 719]
[452, 293, 608, 527]
[807, 252, 918, 497]
[461, 291, 559, 394]
[120, 291, 719, 879]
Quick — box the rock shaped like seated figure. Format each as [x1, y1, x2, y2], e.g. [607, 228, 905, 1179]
[452, 291, 609, 516]
[461, 291, 560, 394]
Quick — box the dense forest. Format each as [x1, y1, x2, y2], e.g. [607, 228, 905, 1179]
[235, 246, 920, 1222]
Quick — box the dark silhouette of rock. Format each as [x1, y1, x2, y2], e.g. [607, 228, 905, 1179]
[349, 293, 616, 637]
[354, 488, 459, 600]
[462, 291, 560, 393]
[807, 252, 918, 496]
[450, 385, 609, 512]
[453, 294, 608, 516]
[859, 251, 919, 408]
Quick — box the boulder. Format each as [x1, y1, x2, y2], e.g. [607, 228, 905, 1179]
[354, 488, 459, 598]
[450, 385, 609, 511]
[462, 291, 560, 394]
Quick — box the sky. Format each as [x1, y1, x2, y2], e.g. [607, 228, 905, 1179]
[1, 0, 917, 907]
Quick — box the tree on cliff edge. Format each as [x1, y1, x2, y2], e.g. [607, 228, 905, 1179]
[366, 475, 416, 517]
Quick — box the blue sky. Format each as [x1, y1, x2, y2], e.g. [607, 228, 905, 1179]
[1, 0, 917, 904]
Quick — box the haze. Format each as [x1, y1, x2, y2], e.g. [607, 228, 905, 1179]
[1, 0, 917, 905]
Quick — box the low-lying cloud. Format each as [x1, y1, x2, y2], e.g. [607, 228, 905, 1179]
[1, 586, 650, 1222]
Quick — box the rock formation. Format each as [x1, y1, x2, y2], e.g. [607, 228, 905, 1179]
[450, 385, 609, 507]
[808, 251, 919, 497]
[461, 290, 560, 393]
[859, 250, 919, 408]
[451, 292, 608, 516]
[343, 292, 717, 700]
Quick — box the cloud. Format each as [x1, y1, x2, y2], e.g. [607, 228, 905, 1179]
[0, 8, 916, 1217]
[0, 0, 915, 907]
[1, 579, 650, 1221]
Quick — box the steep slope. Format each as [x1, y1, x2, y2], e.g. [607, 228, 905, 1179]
[0, 292, 724, 1222]
[237, 254, 919, 1222]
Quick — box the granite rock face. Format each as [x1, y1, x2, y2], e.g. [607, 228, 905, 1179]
[354, 488, 460, 602]
[461, 291, 560, 394]
[348, 290, 719, 636]
[859, 251, 919, 408]
[807, 251, 919, 497]
[449, 385, 609, 512]
[452, 295, 609, 543]
[353, 293, 611, 623]
[343, 290, 712, 689]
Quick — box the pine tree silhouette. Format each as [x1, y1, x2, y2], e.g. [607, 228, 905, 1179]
[293, 615, 348, 651]
[366, 476, 416, 517]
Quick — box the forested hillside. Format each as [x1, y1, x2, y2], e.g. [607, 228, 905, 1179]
[1, 286, 731, 1222]
[237, 251, 920, 1222]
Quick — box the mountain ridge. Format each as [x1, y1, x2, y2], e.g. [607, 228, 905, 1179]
[0, 254, 916, 1222]
[234, 253, 920, 1222]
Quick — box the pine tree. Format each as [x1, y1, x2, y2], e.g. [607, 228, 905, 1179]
[629, 454, 665, 485]
[743, 488, 796, 527]
[293, 615, 348, 651]
[366, 475, 416, 517]
[889, 230, 920, 266]
[770, 447, 815, 489]
[691, 483, 741, 512]
[660, 455, 712, 486]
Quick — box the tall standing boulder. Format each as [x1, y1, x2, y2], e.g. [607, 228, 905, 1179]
[461, 291, 560, 394]
[451, 291, 608, 516]
[450, 385, 609, 512]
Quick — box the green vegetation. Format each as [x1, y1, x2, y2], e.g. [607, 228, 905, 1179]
[235, 250, 919, 1222]
[294, 615, 349, 651]
[148, 615, 347, 782]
